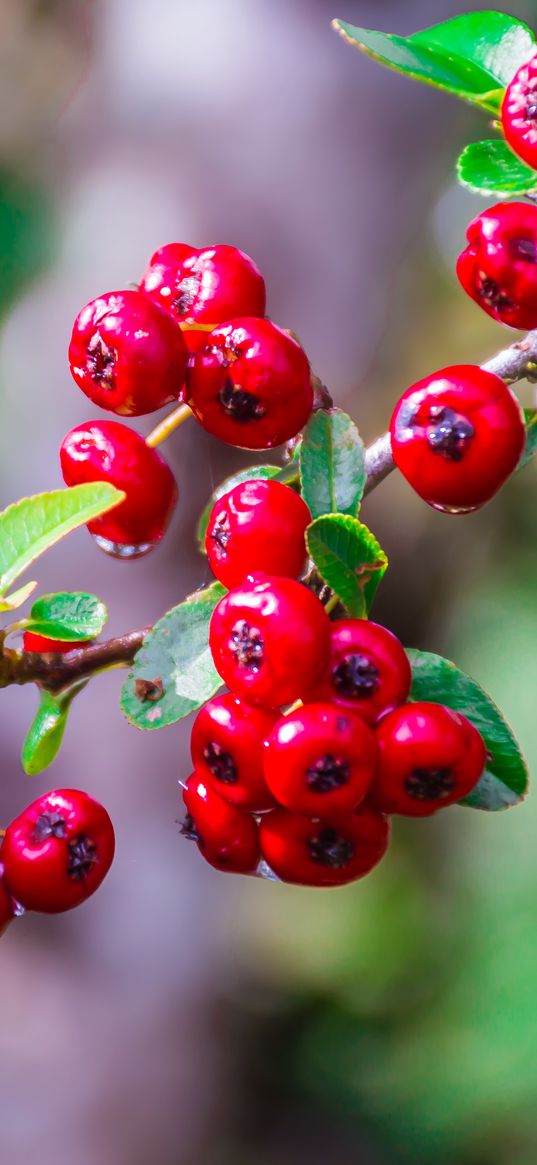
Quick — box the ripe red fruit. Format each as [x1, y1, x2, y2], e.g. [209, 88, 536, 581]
[259, 805, 390, 887]
[264, 703, 377, 816]
[186, 318, 313, 450]
[457, 202, 537, 330]
[69, 290, 188, 416]
[1, 789, 115, 913]
[206, 479, 310, 589]
[190, 694, 278, 811]
[60, 420, 178, 557]
[390, 365, 525, 513]
[0, 869, 15, 936]
[372, 702, 486, 817]
[304, 619, 411, 725]
[23, 632, 91, 653]
[501, 56, 537, 171]
[181, 773, 260, 874]
[209, 575, 331, 708]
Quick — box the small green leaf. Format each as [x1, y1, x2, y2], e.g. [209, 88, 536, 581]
[306, 514, 387, 617]
[25, 592, 108, 641]
[0, 580, 37, 612]
[120, 581, 226, 730]
[518, 409, 537, 470]
[196, 463, 298, 548]
[407, 649, 528, 810]
[457, 139, 537, 197]
[300, 409, 366, 520]
[0, 484, 124, 596]
[332, 12, 536, 109]
[21, 689, 70, 776]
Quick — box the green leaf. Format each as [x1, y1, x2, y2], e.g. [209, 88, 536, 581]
[21, 689, 70, 776]
[332, 12, 536, 110]
[306, 514, 387, 617]
[25, 592, 108, 641]
[0, 484, 125, 596]
[120, 581, 226, 730]
[407, 649, 528, 811]
[0, 580, 37, 612]
[518, 409, 537, 470]
[300, 409, 366, 520]
[196, 463, 298, 548]
[457, 139, 537, 197]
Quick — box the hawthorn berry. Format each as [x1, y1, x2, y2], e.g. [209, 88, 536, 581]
[259, 805, 390, 887]
[186, 318, 313, 450]
[23, 632, 90, 653]
[69, 290, 188, 416]
[501, 56, 537, 171]
[60, 420, 178, 557]
[209, 575, 331, 708]
[0, 869, 15, 936]
[390, 365, 525, 512]
[1, 789, 115, 913]
[457, 202, 537, 330]
[264, 703, 377, 816]
[304, 619, 411, 725]
[181, 773, 260, 874]
[372, 702, 486, 817]
[190, 694, 277, 811]
[206, 479, 310, 589]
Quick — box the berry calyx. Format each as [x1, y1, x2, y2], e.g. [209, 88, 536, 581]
[181, 773, 260, 874]
[259, 805, 390, 887]
[501, 56, 537, 171]
[390, 365, 525, 512]
[206, 479, 310, 589]
[186, 318, 313, 449]
[1, 789, 115, 912]
[209, 575, 331, 708]
[303, 619, 411, 724]
[69, 290, 188, 416]
[60, 420, 178, 557]
[372, 702, 486, 817]
[457, 202, 537, 330]
[190, 694, 278, 811]
[264, 703, 377, 816]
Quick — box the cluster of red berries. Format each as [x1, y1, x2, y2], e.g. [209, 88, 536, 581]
[0, 789, 114, 931]
[179, 477, 487, 887]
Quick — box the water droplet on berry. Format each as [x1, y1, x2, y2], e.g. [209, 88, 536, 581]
[92, 534, 156, 559]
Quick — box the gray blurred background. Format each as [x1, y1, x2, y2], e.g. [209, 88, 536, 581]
[2, 2, 537, 1163]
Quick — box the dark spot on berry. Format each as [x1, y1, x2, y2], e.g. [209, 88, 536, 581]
[510, 237, 537, 262]
[173, 275, 200, 316]
[203, 741, 238, 784]
[210, 514, 231, 555]
[307, 827, 355, 868]
[478, 277, 514, 311]
[33, 812, 67, 843]
[426, 405, 475, 462]
[305, 754, 351, 793]
[404, 767, 456, 802]
[219, 377, 265, 422]
[332, 653, 380, 699]
[180, 813, 201, 843]
[87, 333, 116, 389]
[67, 835, 98, 881]
[526, 95, 537, 121]
[135, 677, 163, 703]
[229, 620, 264, 670]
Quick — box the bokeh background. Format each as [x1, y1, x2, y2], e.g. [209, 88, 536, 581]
[1, 1, 537, 1162]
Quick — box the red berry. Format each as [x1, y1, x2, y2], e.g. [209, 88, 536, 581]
[371, 702, 486, 817]
[501, 56, 537, 171]
[0, 868, 15, 936]
[264, 703, 377, 816]
[390, 365, 525, 513]
[1, 789, 115, 913]
[259, 805, 390, 887]
[60, 420, 178, 557]
[209, 575, 331, 708]
[23, 632, 91, 653]
[69, 290, 188, 416]
[457, 202, 537, 330]
[304, 619, 411, 725]
[186, 318, 313, 450]
[190, 694, 278, 811]
[206, 479, 310, 589]
[181, 773, 260, 874]
[139, 244, 266, 344]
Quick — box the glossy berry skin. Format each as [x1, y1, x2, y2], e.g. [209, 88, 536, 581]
[209, 575, 331, 708]
[69, 290, 188, 416]
[206, 479, 310, 589]
[190, 694, 278, 811]
[457, 202, 537, 330]
[259, 805, 390, 887]
[0, 869, 15, 936]
[372, 702, 486, 818]
[1, 789, 115, 913]
[501, 56, 537, 171]
[23, 632, 91, 653]
[60, 420, 178, 557]
[181, 773, 260, 874]
[304, 619, 411, 725]
[390, 365, 525, 513]
[264, 704, 377, 816]
[186, 318, 313, 450]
